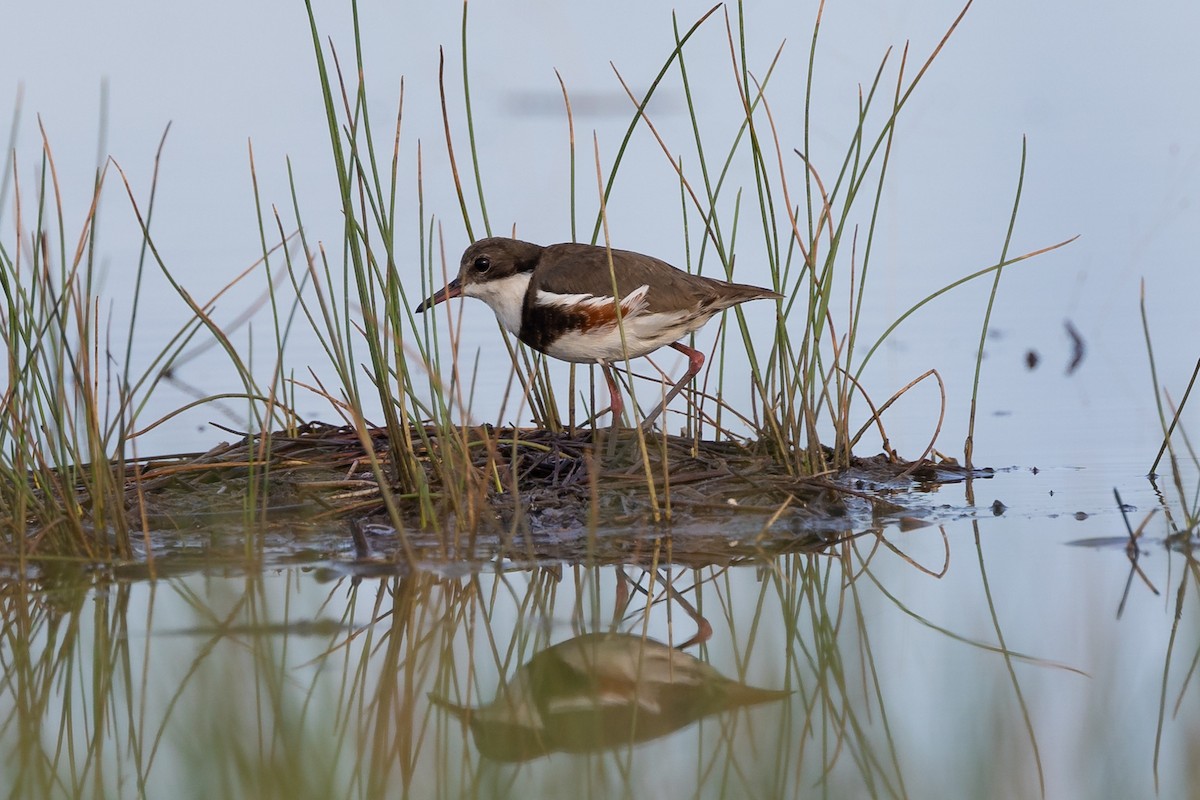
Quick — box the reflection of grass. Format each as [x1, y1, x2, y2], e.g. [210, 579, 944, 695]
[1141, 296, 1200, 786]
[0, 571, 146, 797]
[12, 524, 1157, 796]
[0, 556, 931, 797]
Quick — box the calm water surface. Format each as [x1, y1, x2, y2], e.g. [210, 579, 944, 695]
[3, 440, 1197, 798]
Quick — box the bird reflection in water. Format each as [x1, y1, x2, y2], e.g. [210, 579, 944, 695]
[430, 631, 790, 762]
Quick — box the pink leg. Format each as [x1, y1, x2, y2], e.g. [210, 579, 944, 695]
[670, 341, 706, 379]
[600, 362, 623, 424]
[642, 341, 706, 428]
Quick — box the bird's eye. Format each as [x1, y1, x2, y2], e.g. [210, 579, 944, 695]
[473, 256, 491, 274]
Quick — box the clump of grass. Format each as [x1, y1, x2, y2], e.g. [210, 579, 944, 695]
[330, 0, 1076, 512]
[0, 114, 299, 560]
[0, 123, 185, 559]
[1, 0, 1076, 556]
[627, 2, 1074, 477]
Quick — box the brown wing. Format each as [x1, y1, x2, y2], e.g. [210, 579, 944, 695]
[534, 243, 777, 314]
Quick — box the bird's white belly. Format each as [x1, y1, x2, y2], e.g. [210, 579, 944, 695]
[543, 310, 697, 363]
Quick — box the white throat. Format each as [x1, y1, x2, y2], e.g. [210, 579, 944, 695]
[463, 271, 531, 335]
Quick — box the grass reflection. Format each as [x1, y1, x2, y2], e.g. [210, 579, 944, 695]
[1142, 295, 1200, 787]
[0, 543, 954, 798]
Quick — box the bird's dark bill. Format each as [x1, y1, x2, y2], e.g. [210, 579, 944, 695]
[415, 277, 462, 312]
